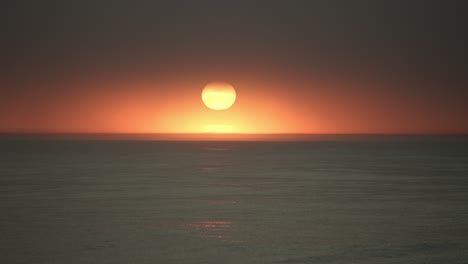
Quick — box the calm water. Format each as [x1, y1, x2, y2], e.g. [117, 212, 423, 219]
[1, 137, 468, 263]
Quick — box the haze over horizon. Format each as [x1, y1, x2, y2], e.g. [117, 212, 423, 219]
[2, 1, 467, 134]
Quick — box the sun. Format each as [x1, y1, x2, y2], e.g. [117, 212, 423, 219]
[201, 82, 236, 110]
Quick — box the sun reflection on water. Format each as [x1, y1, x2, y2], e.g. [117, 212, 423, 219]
[182, 220, 241, 243]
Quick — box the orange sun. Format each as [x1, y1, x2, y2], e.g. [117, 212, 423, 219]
[201, 82, 236, 110]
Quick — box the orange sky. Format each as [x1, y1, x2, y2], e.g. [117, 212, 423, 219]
[2, 2, 468, 136]
[1, 70, 466, 135]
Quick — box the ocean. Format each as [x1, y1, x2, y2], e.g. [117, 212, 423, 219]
[1, 136, 467, 263]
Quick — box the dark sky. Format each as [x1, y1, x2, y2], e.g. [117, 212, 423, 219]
[1, 1, 467, 133]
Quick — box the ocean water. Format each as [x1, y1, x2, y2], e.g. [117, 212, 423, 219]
[1, 137, 468, 263]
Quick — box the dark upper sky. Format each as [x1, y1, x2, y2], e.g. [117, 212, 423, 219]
[1, 1, 467, 133]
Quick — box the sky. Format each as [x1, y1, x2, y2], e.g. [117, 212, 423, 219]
[1, 1, 467, 134]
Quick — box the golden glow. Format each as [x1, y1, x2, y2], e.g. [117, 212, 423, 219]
[202, 82, 236, 110]
[203, 124, 234, 133]
[155, 80, 299, 134]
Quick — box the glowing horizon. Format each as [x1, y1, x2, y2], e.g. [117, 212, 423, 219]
[1, 75, 467, 135]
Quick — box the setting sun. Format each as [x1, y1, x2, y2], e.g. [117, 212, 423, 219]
[201, 82, 236, 110]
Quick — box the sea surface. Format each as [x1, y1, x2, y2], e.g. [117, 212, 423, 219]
[1, 136, 468, 263]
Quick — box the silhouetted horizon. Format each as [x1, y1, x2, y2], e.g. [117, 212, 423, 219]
[1, 132, 467, 142]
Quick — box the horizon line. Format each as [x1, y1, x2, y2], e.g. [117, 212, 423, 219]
[1, 132, 467, 142]
[1, 132, 468, 135]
